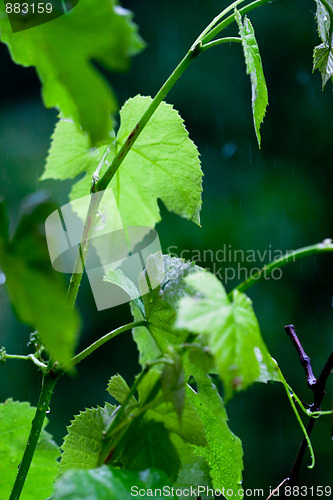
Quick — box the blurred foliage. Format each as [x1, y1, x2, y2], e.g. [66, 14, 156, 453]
[0, 0, 332, 495]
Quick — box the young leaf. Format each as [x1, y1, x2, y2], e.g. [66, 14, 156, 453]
[107, 374, 137, 407]
[0, 194, 80, 368]
[104, 268, 145, 316]
[176, 271, 279, 400]
[58, 403, 117, 477]
[0, 1, 144, 144]
[315, 0, 333, 43]
[185, 370, 244, 500]
[235, 9, 268, 147]
[132, 255, 202, 367]
[42, 96, 203, 227]
[313, 44, 333, 87]
[53, 466, 172, 500]
[312, 1, 333, 87]
[0, 399, 60, 500]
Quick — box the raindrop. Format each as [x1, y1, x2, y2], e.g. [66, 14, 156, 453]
[0, 271, 5, 285]
[46, 407, 50, 414]
[296, 70, 310, 85]
[221, 141, 237, 159]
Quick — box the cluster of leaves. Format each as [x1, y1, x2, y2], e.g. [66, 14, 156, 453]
[0, 0, 332, 499]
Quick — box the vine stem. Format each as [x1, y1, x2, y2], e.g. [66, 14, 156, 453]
[70, 320, 148, 367]
[9, 371, 61, 500]
[230, 240, 333, 296]
[66, 0, 276, 309]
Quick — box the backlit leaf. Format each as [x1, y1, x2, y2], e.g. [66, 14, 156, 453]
[42, 96, 203, 227]
[185, 370, 244, 500]
[176, 271, 279, 400]
[0, 399, 59, 500]
[53, 466, 172, 500]
[235, 9, 268, 147]
[0, 1, 144, 144]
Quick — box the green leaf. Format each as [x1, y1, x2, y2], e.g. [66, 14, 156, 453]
[171, 435, 213, 497]
[315, 0, 333, 43]
[118, 419, 181, 481]
[235, 9, 268, 147]
[132, 255, 202, 367]
[41, 117, 111, 182]
[58, 403, 117, 477]
[53, 466, 173, 500]
[42, 96, 203, 226]
[137, 368, 207, 447]
[185, 371, 244, 500]
[0, 1, 144, 144]
[107, 374, 137, 407]
[160, 348, 185, 421]
[176, 271, 279, 400]
[0, 194, 80, 368]
[104, 268, 145, 316]
[0, 399, 60, 500]
[313, 43, 333, 88]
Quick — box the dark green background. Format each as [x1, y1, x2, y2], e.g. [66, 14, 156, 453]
[0, 0, 332, 496]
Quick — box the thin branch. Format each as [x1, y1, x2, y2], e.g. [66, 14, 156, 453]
[284, 325, 317, 389]
[201, 37, 242, 52]
[231, 240, 333, 296]
[71, 320, 148, 367]
[202, 0, 275, 45]
[9, 371, 61, 500]
[268, 326, 333, 499]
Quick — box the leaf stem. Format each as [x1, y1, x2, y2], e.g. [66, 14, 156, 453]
[230, 240, 333, 296]
[192, 0, 247, 46]
[202, 0, 276, 45]
[3, 353, 47, 370]
[9, 370, 61, 500]
[95, 48, 200, 193]
[66, 190, 103, 309]
[71, 320, 148, 367]
[201, 37, 242, 51]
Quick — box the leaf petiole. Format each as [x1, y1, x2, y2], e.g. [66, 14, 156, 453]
[71, 320, 148, 367]
[230, 240, 333, 296]
[201, 37, 242, 52]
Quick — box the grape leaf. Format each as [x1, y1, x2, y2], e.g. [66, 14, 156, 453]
[184, 370, 244, 500]
[235, 9, 268, 147]
[171, 434, 213, 498]
[176, 271, 279, 400]
[0, 1, 144, 144]
[53, 466, 172, 500]
[42, 96, 203, 227]
[0, 194, 80, 368]
[0, 399, 60, 500]
[58, 403, 116, 477]
[137, 368, 207, 447]
[118, 419, 181, 481]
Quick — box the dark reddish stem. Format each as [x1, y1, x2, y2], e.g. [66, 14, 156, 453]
[267, 326, 333, 499]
